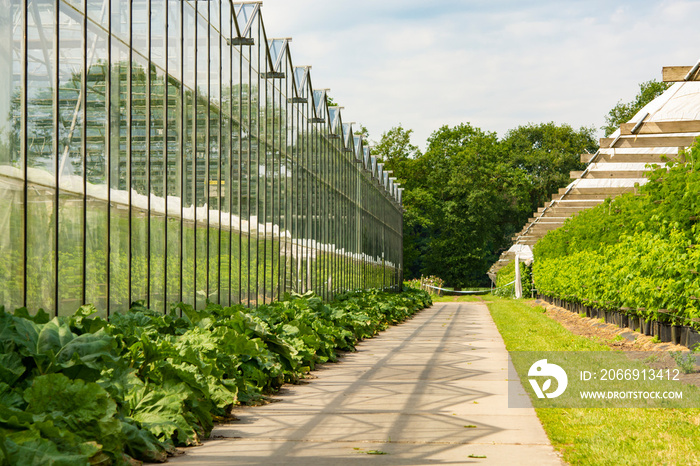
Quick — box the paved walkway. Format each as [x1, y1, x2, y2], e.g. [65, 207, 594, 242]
[167, 302, 562, 465]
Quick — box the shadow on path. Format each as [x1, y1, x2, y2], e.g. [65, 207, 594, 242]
[164, 302, 562, 465]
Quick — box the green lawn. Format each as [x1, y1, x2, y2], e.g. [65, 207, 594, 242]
[486, 296, 700, 465]
[430, 294, 485, 303]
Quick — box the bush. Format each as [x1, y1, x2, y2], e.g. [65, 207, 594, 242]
[533, 141, 700, 325]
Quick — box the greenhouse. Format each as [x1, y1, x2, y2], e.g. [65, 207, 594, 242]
[0, 0, 403, 317]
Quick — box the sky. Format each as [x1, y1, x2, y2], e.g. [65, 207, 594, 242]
[258, 0, 700, 151]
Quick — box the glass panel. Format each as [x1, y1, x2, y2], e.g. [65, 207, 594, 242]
[313, 89, 324, 121]
[247, 34, 260, 305]
[132, 0, 147, 53]
[26, 0, 56, 313]
[0, 0, 24, 310]
[130, 53, 148, 305]
[150, 62, 166, 312]
[87, 0, 108, 28]
[194, 6, 207, 309]
[239, 55, 249, 305]
[261, 77, 271, 302]
[181, 2, 194, 307]
[268, 39, 283, 70]
[219, 0, 231, 306]
[208, 10, 220, 304]
[151, 0, 166, 69]
[85, 24, 108, 315]
[235, 3, 256, 38]
[109, 33, 129, 314]
[166, 0, 181, 307]
[231, 115, 241, 303]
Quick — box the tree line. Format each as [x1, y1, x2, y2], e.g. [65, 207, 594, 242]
[374, 80, 669, 287]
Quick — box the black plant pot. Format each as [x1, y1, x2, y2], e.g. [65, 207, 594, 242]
[683, 327, 700, 350]
[671, 325, 683, 345]
[651, 321, 660, 337]
[658, 322, 673, 343]
[628, 316, 639, 332]
[619, 314, 629, 329]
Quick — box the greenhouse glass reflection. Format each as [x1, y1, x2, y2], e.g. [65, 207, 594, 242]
[0, 0, 403, 317]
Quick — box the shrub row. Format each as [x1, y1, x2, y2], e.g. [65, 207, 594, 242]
[533, 142, 700, 328]
[0, 288, 431, 465]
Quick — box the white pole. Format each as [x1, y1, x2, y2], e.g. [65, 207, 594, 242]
[514, 254, 523, 299]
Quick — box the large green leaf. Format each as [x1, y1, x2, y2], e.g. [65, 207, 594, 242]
[0, 383, 24, 410]
[3, 434, 96, 466]
[8, 317, 116, 380]
[0, 353, 25, 385]
[130, 386, 193, 444]
[23, 374, 126, 461]
[119, 421, 169, 463]
[24, 374, 117, 424]
[12, 307, 50, 324]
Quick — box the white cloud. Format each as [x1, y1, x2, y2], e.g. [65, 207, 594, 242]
[259, 0, 700, 150]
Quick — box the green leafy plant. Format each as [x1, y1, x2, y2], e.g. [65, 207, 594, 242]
[534, 140, 700, 332]
[671, 351, 696, 374]
[0, 288, 432, 464]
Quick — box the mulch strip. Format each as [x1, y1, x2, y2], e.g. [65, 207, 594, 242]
[532, 299, 700, 388]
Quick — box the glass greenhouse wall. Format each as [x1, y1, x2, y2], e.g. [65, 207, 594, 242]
[0, 0, 403, 317]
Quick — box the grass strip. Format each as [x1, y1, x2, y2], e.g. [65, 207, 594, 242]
[431, 294, 484, 303]
[486, 296, 700, 465]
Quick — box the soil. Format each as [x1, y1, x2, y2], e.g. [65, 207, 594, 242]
[532, 299, 700, 388]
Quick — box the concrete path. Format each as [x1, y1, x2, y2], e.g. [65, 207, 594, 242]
[166, 302, 562, 465]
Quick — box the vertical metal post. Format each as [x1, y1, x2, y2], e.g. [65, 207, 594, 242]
[53, 0, 60, 316]
[192, 2, 198, 308]
[145, 0, 152, 309]
[106, 0, 112, 314]
[178, 0, 184, 305]
[162, 0, 168, 312]
[216, 0, 222, 306]
[81, 0, 87, 307]
[205, 0, 210, 305]
[261, 56, 268, 304]
[245, 34, 251, 306]
[254, 17, 260, 306]
[21, 0, 27, 309]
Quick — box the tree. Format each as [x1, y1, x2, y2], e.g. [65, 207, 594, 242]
[500, 122, 597, 214]
[414, 124, 530, 286]
[378, 121, 599, 287]
[371, 125, 420, 187]
[602, 79, 671, 136]
[381, 123, 523, 286]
